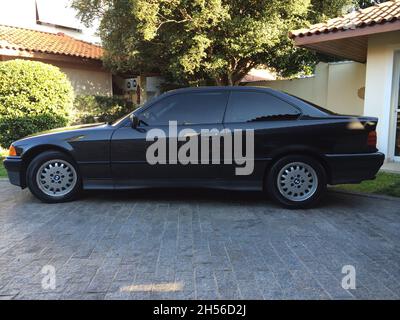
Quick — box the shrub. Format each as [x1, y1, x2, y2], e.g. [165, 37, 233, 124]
[73, 95, 136, 124]
[0, 59, 73, 148]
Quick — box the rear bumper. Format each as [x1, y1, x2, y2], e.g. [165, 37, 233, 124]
[325, 152, 385, 185]
[3, 157, 24, 188]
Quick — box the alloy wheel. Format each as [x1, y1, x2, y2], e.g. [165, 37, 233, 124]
[36, 159, 77, 197]
[277, 162, 318, 202]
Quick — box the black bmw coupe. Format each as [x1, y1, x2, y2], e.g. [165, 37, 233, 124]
[3, 87, 384, 208]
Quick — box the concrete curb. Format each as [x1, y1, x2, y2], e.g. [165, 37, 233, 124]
[329, 188, 400, 202]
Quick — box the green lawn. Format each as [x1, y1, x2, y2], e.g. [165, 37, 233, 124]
[0, 159, 6, 178]
[334, 172, 400, 198]
[0, 147, 8, 177]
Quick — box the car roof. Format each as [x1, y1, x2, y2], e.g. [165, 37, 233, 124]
[168, 86, 276, 94]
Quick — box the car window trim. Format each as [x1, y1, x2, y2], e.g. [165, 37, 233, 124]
[118, 88, 304, 128]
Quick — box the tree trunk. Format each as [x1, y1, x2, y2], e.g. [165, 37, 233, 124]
[214, 63, 256, 86]
[227, 75, 234, 86]
[232, 62, 258, 85]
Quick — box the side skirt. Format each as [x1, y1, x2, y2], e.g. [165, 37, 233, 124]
[82, 179, 262, 191]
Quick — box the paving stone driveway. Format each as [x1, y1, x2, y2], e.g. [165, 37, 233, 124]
[0, 179, 400, 300]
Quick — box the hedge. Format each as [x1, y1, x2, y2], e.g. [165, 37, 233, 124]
[0, 59, 73, 148]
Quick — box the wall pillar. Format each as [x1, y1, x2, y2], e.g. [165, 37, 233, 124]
[363, 32, 400, 161]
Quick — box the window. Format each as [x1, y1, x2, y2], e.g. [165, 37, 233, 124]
[225, 91, 301, 123]
[140, 92, 229, 125]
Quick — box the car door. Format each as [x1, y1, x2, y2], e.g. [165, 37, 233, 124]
[222, 90, 302, 186]
[110, 90, 229, 187]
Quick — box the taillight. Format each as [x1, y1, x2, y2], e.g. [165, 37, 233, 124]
[367, 131, 377, 148]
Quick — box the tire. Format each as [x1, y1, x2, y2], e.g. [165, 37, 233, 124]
[26, 150, 82, 203]
[266, 155, 326, 209]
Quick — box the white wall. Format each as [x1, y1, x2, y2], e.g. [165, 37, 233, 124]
[0, 0, 100, 44]
[246, 61, 366, 116]
[146, 76, 164, 100]
[60, 67, 112, 96]
[326, 62, 366, 115]
[364, 30, 400, 160]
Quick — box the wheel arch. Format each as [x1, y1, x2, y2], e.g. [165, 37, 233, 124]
[263, 146, 331, 189]
[20, 145, 77, 188]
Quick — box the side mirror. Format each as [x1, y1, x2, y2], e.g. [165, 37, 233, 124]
[130, 114, 140, 129]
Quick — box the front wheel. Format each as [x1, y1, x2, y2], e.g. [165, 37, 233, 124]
[266, 155, 326, 209]
[26, 151, 82, 203]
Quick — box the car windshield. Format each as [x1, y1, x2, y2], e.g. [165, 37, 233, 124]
[112, 95, 161, 126]
[111, 103, 146, 126]
[286, 93, 338, 115]
[111, 114, 128, 126]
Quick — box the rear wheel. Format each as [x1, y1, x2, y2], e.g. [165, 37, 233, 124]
[26, 151, 81, 203]
[266, 155, 326, 209]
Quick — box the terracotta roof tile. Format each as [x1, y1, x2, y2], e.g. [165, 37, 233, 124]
[290, 0, 400, 38]
[0, 25, 103, 60]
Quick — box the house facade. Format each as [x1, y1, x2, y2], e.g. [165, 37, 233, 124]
[0, 24, 113, 96]
[0, 0, 165, 102]
[0, 0, 114, 96]
[289, 0, 400, 163]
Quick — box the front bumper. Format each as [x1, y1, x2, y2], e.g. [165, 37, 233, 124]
[325, 152, 385, 185]
[3, 157, 24, 188]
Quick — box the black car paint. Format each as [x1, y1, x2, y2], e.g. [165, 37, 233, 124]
[4, 87, 385, 191]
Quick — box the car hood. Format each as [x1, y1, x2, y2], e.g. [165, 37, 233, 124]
[27, 123, 107, 137]
[14, 123, 109, 145]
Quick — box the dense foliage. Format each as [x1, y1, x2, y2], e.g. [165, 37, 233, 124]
[73, 95, 136, 124]
[0, 60, 73, 148]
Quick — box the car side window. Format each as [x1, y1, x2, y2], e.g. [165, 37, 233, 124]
[224, 91, 301, 123]
[140, 92, 229, 126]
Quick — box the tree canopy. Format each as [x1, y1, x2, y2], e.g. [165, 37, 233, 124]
[72, 0, 374, 86]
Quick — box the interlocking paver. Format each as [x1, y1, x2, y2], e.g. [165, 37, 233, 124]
[1, 179, 400, 299]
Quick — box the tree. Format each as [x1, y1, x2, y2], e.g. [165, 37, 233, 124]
[72, 0, 357, 86]
[309, 0, 356, 22]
